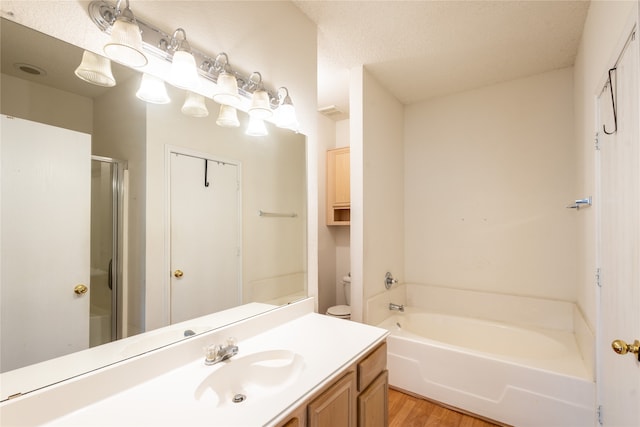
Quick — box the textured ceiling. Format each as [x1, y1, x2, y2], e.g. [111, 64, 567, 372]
[293, 0, 590, 119]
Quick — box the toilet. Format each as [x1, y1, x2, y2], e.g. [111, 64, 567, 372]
[326, 275, 351, 320]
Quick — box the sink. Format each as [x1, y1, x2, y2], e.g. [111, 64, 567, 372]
[194, 349, 304, 407]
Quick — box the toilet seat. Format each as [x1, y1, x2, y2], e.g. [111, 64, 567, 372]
[326, 304, 351, 319]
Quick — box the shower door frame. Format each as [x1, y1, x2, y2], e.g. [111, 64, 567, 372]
[91, 155, 128, 342]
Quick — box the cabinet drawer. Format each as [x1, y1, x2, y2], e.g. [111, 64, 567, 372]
[357, 342, 387, 392]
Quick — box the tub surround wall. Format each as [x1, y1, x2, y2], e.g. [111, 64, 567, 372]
[404, 68, 576, 302]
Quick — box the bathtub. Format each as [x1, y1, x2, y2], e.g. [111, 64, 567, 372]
[378, 309, 595, 427]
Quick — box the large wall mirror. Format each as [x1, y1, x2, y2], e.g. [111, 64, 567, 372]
[0, 17, 307, 400]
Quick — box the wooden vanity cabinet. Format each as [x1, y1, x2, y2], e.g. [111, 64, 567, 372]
[308, 371, 357, 427]
[356, 342, 388, 427]
[275, 341, 387, 427]
[326, 147, 350, 225]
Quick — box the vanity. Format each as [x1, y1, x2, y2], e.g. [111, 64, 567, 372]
[0, 299, 389, 426]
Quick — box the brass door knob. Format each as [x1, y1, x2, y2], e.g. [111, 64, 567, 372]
[174, 270, 184, 278]
[611, 339, 640, 360]
[74, 284, 88, 295]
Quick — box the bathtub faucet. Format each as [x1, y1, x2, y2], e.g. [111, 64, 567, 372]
[389, 302, 405, 312]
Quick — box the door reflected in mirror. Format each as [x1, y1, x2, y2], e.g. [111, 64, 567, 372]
[0, 17, 307, 400]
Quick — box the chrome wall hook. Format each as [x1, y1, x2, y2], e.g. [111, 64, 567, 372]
[566, 197, 592, 210]
[603, 68, 617, 135]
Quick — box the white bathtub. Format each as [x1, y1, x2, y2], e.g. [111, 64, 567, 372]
[378, 309, 595, 427]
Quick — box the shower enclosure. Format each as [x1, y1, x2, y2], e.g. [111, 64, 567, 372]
[90, 156, 126, 347]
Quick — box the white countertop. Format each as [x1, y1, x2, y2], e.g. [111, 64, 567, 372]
[0, 302, 279, 402]
[1, 299, 388, 426]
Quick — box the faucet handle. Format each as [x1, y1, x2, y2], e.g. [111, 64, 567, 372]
[226, 337, 237, 347]
[385, 272, 398, 289]
[204, 344, 222, 364]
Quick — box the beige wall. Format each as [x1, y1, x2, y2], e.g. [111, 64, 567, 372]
[92, 76, 147, 335]
[350, 67, 405, 322]
[1, 73, 92, 133]
[317, 112, 337, 314]
[573, 0, 637, 331]
[317, 116, 351, 315]
[404, 68, 577, 301]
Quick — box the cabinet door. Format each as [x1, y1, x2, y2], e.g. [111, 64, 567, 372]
[326, 147, 351, 225]
[308, 371, 357, 427]
[358, 370, 388, 427]
[333, 148, 350, 206]
[275, 405, 306, 427]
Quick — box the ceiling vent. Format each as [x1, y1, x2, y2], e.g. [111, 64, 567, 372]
[318, 105, 342, 117]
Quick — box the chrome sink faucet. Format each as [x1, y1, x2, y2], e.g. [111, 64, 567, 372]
[389, 303, 405, 312]
[205, 337, 238, 365]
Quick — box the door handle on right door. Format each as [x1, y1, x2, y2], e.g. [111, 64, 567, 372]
[611, 339, 640, 361]
[174, 270, 184, 278]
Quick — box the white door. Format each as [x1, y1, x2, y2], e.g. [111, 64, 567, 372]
[598, 28, 640, 427]
[169, 151, 241, 324]
[1, 115, 91, 372]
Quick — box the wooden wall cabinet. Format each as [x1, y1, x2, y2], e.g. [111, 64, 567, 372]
[275, 341, 387, 427]
[327, 147, 350, 225]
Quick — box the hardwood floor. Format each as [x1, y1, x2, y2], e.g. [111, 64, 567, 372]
[388, 388, 503, 427]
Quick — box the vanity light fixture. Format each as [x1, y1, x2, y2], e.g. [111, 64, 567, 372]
[102, 0, 147, 67]
[246, 115, 268, 137]
[88, 1, 299, 132]
[216, 105, 240, 128]
[275, 87, 298, 131]
[181, 91, 209, 117]
[211, 53, 241, 108]
[247, 72, 273, 119]
[168, 28, 200, 91]
[136, 73, 170, 104]
[74, 50, 116, 87]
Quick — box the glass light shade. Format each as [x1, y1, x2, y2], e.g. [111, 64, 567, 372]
[169, 50, 200, 91]
[212, 72, 241, 107]
[216, 105, 240, 128]
[246, 115, 268, 136]
[104, 18, 147, 67]
[248, 89, 273, 119]
[74, 51, 116, 87]
[136, 73, 170, 104]
[275, 104, 299, 131]
[181, 91, 209, 117]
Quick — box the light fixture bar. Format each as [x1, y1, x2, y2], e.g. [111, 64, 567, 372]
[88, 0, 280, 107]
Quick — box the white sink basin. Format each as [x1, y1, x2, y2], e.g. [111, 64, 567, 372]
[194, 349, 304, 407]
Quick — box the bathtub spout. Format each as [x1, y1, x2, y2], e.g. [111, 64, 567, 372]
[389, 303, 405, 312]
